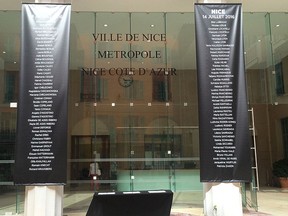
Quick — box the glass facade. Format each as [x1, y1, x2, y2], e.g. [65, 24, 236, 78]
[1, 10, 288, 214]
[67, 12, 200, 193]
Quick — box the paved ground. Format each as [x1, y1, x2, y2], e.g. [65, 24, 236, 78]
[0, 187, 287, 216]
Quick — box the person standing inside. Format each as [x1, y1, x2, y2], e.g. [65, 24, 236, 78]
[89, 161, 101, 191]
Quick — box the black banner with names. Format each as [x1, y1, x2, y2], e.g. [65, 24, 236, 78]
[195, 4, 251, 182]
[14, 4, 71, 184]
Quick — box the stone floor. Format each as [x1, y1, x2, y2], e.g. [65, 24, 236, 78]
[0, 187, 287, 216]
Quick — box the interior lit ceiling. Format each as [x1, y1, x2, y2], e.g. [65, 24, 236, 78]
[0, 0, 288, 71]
[2, 0, 288, 12]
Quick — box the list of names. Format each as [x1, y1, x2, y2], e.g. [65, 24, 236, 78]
[205, 14, 237, 168]
[26, 18, 58, 171]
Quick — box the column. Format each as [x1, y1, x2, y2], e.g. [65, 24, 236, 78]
[203, 183, 243, 216]
[24, 186, 64, 216]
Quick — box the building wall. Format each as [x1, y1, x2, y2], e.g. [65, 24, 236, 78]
[1, 5, 288, 214]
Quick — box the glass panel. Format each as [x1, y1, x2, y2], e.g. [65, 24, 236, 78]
[166, 12, 200, 192]
[242, 12, 274, 210]
[0, 10, 22, 215]
[67, 11, 203, 197]
[270, 13, 288, 103]
[243, 13, 273, 104]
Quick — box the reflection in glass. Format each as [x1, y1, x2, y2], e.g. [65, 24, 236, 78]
[1, 9, 288, 215]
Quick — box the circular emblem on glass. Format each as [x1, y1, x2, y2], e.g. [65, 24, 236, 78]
[118, 74, 133, 87]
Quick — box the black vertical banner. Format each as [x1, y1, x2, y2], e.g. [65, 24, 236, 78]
[195, 4, 251, 182]
[14, 4, 71, 184]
